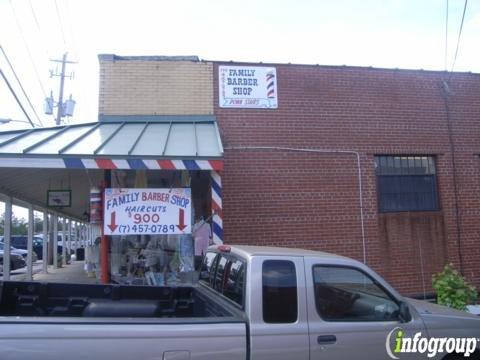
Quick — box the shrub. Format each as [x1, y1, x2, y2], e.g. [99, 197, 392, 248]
[432, 264, 477, 311]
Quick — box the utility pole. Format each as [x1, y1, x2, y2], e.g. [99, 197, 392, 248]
[45, 52, 76, 125]
[56, 53, 67, 126]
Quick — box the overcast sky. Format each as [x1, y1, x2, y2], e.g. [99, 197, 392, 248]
[0, 0, 479, 132]
[0, 0, 479, 218]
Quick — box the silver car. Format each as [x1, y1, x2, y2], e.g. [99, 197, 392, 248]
[0, 251, 26, 271]
[0, 242, 38, 262]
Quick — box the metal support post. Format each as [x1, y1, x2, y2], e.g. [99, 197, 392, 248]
[42, 211, 48, 273]
[68, 219, 73, 260]
[62, 218, 67, 266]
[3, 196, 12, 280]
[53, 214, 58, 269]
[26, 205, 34, 281]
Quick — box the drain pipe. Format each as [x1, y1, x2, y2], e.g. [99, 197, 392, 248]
[224, 146, 367, 264]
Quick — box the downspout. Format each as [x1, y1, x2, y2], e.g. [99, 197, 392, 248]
[224, 146, 367, 264]
[440, 80, 464, 274]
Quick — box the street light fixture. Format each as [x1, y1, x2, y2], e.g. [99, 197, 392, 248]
[0, 118, 34, 126]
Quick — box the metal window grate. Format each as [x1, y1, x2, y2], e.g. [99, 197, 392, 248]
[375, 156, 439, 213]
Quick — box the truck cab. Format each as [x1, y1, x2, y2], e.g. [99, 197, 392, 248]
[201, 245, 478, 360]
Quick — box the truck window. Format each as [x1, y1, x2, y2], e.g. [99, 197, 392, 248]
[223, 259, 245, 306]
[262, 260, 297, 323]
[199, 252, 218, 286]
[200, 252, 246, 308]
[214, 256, 228, 291]
[313, 265, 400, 322]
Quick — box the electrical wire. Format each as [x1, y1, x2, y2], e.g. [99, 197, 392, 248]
[25, 0, 60, 126]
[8, 0, 49, 99]
[0, 46, 44, 127]
[54, 0, 67, 46]
[28, 0, 42, 33]
[64, 0, 78, 59]
[0, 68, 36, 128]
[65, 0, 94, 120]
[449, 0, 468, 80]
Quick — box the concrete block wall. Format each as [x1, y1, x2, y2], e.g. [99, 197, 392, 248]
[98, 55, 213, 115]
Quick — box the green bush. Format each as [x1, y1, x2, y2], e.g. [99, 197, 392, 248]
[432, 264, 477, 311]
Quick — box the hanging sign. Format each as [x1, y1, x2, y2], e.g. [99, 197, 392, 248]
[47, 190, 72, 207]
[219, 65, 278, 108]
[103, 188, 191, 235]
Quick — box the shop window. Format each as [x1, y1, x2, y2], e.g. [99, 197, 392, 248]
[262, 260, 297, 324]
[375, 155, 439, 212]
[313, 265, 399, 322]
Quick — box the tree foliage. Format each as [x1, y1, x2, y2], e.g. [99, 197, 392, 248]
[0, 212, 44, 236]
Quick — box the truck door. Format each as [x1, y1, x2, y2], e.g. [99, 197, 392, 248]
[249, 256, 309, 360]
[305, 257, 426, 360]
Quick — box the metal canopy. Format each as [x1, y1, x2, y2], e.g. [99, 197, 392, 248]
[0, 117, 224, 170]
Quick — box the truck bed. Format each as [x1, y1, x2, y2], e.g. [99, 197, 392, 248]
[0, 281, 247, 360]
[0, 281, 240, 319]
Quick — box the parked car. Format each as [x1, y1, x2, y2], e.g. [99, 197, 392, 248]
[33, 234, 73, 258]
[0, 245, 478, 359]
[0, 251, 26, 271]
[0, 236, 44, 260]
[0, 242, 38, 262]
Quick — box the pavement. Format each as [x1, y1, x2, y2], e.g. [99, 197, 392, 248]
[34, 261, 99, 284]
[0, 261, 99, 284]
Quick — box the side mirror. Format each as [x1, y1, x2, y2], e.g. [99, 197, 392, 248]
[398, 301, 412, 323]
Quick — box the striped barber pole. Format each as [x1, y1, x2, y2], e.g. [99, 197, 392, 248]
[0, 157, 223, 171]
[266, 71, 275, 98]
[211, 170, 223, 244]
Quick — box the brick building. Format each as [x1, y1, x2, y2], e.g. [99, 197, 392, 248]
[98, 55, 480, 296]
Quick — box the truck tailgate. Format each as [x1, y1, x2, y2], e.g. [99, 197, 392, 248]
[0, 320, 247, 360]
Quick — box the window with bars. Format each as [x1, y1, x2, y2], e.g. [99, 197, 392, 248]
[375, 155, 439, 213]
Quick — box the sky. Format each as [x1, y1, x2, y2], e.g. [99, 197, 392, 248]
[0, 0, 479, 131]
[0, 0, 479, 218]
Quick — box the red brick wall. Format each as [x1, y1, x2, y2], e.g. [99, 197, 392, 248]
[213, 62, 480, 296]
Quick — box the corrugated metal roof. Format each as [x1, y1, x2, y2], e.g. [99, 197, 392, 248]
[0, 118, 223, 159]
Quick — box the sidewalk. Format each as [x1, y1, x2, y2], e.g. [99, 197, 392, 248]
[33, 261, 99, 284]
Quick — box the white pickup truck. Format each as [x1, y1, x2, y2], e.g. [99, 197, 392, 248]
[0, 245, 478, 360]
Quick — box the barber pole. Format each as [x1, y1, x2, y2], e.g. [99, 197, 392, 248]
[90, 188, 102, 224]
[211, 171, 223, 244]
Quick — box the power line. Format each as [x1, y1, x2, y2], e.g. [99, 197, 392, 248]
[54, 0, 67, 46]
[28, 0, 42, 33]
[64, 0, 79, 58]
[449, 0, 468, 80]
[0, 68, 36, 128]
[65, 0, 95, 119]
[0, 46, 43, 127]
[28, 0, 59, 127]
[8, 0, 48, 99]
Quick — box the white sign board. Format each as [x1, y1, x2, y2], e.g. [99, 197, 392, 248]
[103, 188, 191, 235]
[219, 65, 278, 108]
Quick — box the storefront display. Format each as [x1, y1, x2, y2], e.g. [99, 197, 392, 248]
[107, 169, 211, 286]
[110, 234, 196, 286]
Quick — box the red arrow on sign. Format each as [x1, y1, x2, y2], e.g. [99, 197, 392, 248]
[176, 208, 187, 231]
[108, 211, 118, 233]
